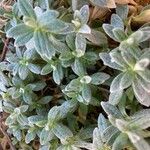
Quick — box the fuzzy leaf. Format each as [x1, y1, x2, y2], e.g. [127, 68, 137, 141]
[132, 77, 150, 107]
[34, 30, 56, 58]
[91, 72, 110, 85]
[18, 0, 36, 19]
[40, 128, 54, 145]
[52, 123, 73, 140]
[101, 102, 123, 118]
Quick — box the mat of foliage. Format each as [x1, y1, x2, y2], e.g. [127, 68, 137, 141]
[0, 0, 150, 150]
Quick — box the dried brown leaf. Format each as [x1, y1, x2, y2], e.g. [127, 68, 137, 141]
[90, 6, 109, 21]
[115, 0, 137, 5]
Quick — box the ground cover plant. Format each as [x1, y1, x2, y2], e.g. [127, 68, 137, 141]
[0, 0, 150, 149]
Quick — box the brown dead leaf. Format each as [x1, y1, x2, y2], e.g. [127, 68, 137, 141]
[107, 0, 137, 8]
[134, 0, 150, 6]
[133, 9, 150, 24]
[107, 0, 116, 8]
[90, 6, 110, 21]
[115, 0, 137, 5]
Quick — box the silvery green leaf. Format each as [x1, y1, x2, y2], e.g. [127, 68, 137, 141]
[12, 76, 23, 86]
[12, 64, 19, 76]
[0, 81, 7, 92]
[30, 81, 46, 91]
[120, 72, 132, 89]
[102, 125, 119, 142]
[116, 5, 129, 20]
[82, 84, 91, 103]
[74, 141, 93, 149]
[78, 24, 91, 34]
[75, 34, 86, 55]
[137, 70, 150, 82]
[102, 24, 117, 41]
[2, 102, 14, 113]
[112, 28, 127, 42]
[109, 90, 123, 105]
[41, 64, 53, 75]
[56, 146, 66, 150]
[15, 31, 34, 46]
[72, 59, 85, 76]
[137, 27, 150, 43]
[66, 33, 76, 50]
[110, 48, 127, 67]
[132, 77, 150, 107]
[37, 10, 59, 22]
[48, 106, 61, 122]
[18, 65, 29, 80]
[128, 30, 144, 44]
[6, 24, 34, 40]
[84, 29, 108, 46]
[52, 123, 73, 140]
[93, 128, 104, 150]
[106, 130, 120, 146]
[40, 128, 54, 145]
[91, 72, 110, 85]
[23, 92, 33, 104]
[34, 31, 56, 58]
[72, 0, 78, 11]
[127, 132, 150, 150]
[131, 109, 150, 119]
[24, 48, 37, 59]
[78, 127, 94, 140]
[98, 114, 109, 134]
[28, 115, 46, 125]
[83, 52, 98, 64]
[53, 64, 63, 85]
[39, 96, 52, 104]
[99, 52, 124, 70]
[28, 63, 41, 74]
[134, 58, 150, 71]
[119, 42, 142, 59]
[121, 50, 136, 68]
[5, 116, 15, 125]
[101, 102, 123, 118]
[65, 78, 81, 91]
[18, 0, 36, 19]
[39, 145, 50, 150]
[110, 73, 124, 92]
[17, 114, 28, 126]
[137, 75, 150, 93]
[59, 100, 77, 119]
[112, 133, 129, 150]
[79, 5, 89, 24]
[77, 95, 85, 103]
[49, 35, 70, 53]
[39, 17, 71, 34]
[139, 48, 150, 60]
[111, 14, 124, 29]
[13, 129, 22, 141]
[25, 132, 36, 144]
[16, 47, 23, 58]
[13, 91, 21, 99]
[129, 115, 150, 130]
[26, 38, 35, 49]
[59, 51, 73, 61]
[18, 105, 29, 113]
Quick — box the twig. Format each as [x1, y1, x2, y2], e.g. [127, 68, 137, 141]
[1, 38, 9, 62]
